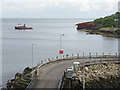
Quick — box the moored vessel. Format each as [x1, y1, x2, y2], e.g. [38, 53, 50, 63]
[15, 24, 33, 29]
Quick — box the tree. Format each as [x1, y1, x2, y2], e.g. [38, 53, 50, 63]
[94, 13, 119, 27]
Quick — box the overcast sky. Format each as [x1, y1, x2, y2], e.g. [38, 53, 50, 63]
[0, 0, 120, 18]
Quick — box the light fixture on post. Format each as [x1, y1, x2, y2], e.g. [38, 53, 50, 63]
[59, 34, 64, 58]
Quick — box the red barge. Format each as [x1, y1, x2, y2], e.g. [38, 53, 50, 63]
[15, 24, 33, 29]
[76, 22, 96, 30]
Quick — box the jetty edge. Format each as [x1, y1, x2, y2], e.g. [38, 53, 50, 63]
[76, 12, 120, 38]
[62, 63, 120, 88]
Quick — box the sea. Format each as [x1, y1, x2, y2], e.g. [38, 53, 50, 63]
[0, 18, 119, 87]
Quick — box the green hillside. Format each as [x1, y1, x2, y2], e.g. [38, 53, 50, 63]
[94, 12, 120, 28]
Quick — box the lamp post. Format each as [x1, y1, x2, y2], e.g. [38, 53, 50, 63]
[32, 44, 34, 71]
[59, 34, 64, 56]
[60, 34, 64, 49]
[32, 44, 37, 71]
[83, 53, 85, 90]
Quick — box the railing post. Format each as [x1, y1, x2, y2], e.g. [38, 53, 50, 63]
[37, 65, 40, 79]
[109, 53, 110, 56]
[56, 56, 58, 60]
[102, 52, 104, 56]
[63, 55, 65, 59]
[114, 53, 116, 63]
[95, 53, 97, 64]
[108, 53, 110, 63]
[82, 53, 85, 89]
[66, 54, 69, 58]
[116, 53, 118, 63]
[118, 54, 119, 63]
[72, 54, 74, 59]
[77, 53, 79, 58]
[60, 54, 63, 59]
[48, 58, 50, 62]
[107, 53, 109, 61]
[41, 60, 43, 64]
[89, 53, 91, 64]
[102, 53, 104, 63]
[100, 53, 103, 63]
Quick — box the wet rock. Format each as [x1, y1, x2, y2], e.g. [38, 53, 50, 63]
[85, 67, 89, 72]
[15, 73, 22, 79]
[23, 73, 32, 80]
[4, 67, 32, 89]
[22, 67, 32, 75]
[76, 63, 120, 88]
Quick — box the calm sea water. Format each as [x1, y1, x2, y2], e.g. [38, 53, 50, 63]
[1, 18, 118, 87]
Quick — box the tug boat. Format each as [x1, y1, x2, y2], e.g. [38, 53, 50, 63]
[15, 24, 33, 29]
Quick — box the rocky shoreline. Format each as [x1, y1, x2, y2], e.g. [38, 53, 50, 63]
[79, 27, 120, 38]
[76, 12, 120, 38]
[2, 67, 33, 90]
[63, 63, 120, 88]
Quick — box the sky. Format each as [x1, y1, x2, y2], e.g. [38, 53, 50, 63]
[0, 0, 120, 18]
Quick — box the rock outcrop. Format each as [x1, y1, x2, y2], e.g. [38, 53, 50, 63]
[4, 67, 32, 89]
[63, 63, 120, 88]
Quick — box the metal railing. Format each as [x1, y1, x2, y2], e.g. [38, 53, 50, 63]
[25, 53, 120, 90]
[58, 53, 120, 90]
[25, 74, 37, 90]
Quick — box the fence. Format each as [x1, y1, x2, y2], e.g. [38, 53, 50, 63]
[25, 53, 120, 89]
[59, 53, 120, 89]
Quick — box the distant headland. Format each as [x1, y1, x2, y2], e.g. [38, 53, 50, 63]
[76, 12, 120, 38]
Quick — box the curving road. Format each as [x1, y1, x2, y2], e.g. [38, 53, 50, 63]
[32, 57, 119, 88]
[32, 59, 81, 88]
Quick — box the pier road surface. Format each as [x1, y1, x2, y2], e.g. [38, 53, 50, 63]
[32, 59, 82, 88]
